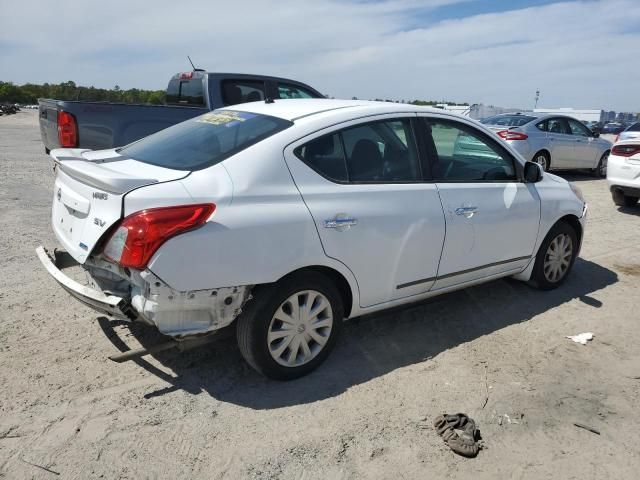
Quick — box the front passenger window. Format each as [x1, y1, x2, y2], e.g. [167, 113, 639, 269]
[427, 121, 516, 182]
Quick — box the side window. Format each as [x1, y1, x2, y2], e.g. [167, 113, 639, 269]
[221, 80, 265, 106]
[278, 83, 315, 99]
[568, 119, 591, 137]
[294, 134, 348, 182]
[536, 120, 548, 132]
[427, 120, 516, 182]
[294, 119, 420, 183]
[548, 118, 569, 134]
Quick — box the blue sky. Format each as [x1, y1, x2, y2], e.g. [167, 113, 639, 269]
[1, 0, 639, 111]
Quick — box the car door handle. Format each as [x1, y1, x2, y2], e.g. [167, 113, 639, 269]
[324, 217, 358, 229]
[455, 206, 478, 218]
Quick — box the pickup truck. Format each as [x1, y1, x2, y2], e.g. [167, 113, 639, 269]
[38, 71, 323, 152]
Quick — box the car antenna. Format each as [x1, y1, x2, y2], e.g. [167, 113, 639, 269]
[187, 55, 205, 72]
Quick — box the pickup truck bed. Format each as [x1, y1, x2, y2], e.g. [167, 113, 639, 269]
[39, 72, 323, 152]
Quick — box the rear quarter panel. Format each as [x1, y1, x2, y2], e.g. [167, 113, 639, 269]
[143, 137, 360, 308]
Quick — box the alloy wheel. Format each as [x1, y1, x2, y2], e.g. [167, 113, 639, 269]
[267, 290, 333, 367]
[599, 153, 608, 177]
[543, 233, 573, 283]
[535, 154, 548, 171]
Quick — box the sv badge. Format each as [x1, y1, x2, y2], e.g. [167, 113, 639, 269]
[94, 218, 106, 227]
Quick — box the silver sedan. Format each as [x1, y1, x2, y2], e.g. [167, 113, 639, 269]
[478, 113, 612, 176]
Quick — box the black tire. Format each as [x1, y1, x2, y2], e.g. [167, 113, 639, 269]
[530, 221, 578, 290]
[592, 152, 608, 178]
[532, 151, 550, 172]
[612, 189, 639, 207]
[236, 271, 344, 380]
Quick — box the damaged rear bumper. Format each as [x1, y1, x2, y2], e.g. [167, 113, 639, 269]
[36, 246, 131, 320]
[36, 246, 252, 337]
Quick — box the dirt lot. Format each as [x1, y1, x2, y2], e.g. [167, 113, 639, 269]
[1, 111, 639, 479]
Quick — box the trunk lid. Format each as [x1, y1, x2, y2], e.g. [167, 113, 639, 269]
[50, 148, 189, 263]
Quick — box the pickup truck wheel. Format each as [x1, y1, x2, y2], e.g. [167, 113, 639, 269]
[236, 271, 343, 380]
[530, 221, 578, 290]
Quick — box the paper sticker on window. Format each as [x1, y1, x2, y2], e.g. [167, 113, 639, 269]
[196, 111, 257, 126]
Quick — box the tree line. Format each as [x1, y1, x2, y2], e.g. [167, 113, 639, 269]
[0, 81, 165, 105]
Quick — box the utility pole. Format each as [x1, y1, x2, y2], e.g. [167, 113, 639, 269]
[534, 89, 540, 109]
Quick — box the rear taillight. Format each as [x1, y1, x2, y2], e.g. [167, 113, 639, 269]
[612, 144, 640, 157]
[103, 204, 215, 269]
[57, 111, 78, 147]
[497, 130, 528, 141]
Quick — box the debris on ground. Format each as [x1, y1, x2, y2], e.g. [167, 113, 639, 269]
[566, 332, 594, 345]
[433, 413, 484, 458]
[574, 423, 601, 435]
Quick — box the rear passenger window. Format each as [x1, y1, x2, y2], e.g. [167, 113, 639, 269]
[278, 83, 316, 99]
[222, 80, 265, 106]
[536, 121, 548, 131]
[294, 134, 348, 182]
[294, 119, 420, 183]
[427, 120, 516, 182]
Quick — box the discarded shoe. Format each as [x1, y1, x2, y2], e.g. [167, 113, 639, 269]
[433, 413, 482, 458]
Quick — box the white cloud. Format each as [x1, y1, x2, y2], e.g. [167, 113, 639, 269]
[1, 0, 638, 110]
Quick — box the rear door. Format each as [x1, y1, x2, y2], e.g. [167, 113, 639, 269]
[567, 118, 599, 168]
[284, 115, 446, 307]
[546, 117, 575, 169]
[419, 116, 540, 289]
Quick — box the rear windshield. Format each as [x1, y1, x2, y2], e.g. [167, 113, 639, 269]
[627, 122, 640, 132]
[481, 115, 536, 127]
[118, 111, 292, 171]
[166, 76, 205, 106]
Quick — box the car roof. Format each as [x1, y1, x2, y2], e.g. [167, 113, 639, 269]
[223, 98, 451, 122]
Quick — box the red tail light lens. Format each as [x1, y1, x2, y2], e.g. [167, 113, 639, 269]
[103, 204, 215, 269]
[497, 130, 529, 141]
[57, 111, 78, 147]
[612, 144, 640, 157]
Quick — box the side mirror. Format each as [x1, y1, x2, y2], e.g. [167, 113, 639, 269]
[524, 161, 543, 183]
[592, 132, 600, 138]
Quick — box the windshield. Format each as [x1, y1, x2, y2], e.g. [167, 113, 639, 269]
[118, 111, 292, 171]
[481, 115, 536, 127]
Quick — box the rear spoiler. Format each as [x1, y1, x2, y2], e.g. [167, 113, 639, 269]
[50, 149, 158, 194]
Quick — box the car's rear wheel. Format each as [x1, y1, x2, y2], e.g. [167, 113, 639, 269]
[530, 221, 578, 290]
[592, 151, 608, 177]
[533, 151, 550, 172]
[612, 189, 639, 207]
[236, 271, 343, 380]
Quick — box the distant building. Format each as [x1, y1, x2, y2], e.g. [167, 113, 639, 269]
[533, 108, 603, 122]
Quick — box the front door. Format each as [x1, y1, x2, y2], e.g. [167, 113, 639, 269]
[284, 116, 446, 307]
[420, 117, 541, 290]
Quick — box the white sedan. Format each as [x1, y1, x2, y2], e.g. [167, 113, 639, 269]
[608, 139, 640, 207]
[37, 99, 587, 379]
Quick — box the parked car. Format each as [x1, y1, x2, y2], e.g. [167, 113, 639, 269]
[583, 121, 602, 135]
[615, 122, 640, 142]
[608, 139, 640, 207]
[37, 100, 587, 379]
[38, 71, 323, 153]
[601, 122, 626, 135]
[480, 113, 611, 176]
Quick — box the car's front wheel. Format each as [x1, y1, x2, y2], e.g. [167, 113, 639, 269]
[236, 271, 343, 380]
[530, 221, 578, 290]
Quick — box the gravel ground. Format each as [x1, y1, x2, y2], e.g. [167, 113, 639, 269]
[1, 111, 639, 479]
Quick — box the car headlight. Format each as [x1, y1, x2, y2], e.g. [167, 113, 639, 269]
[569, 182, 585, 203]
